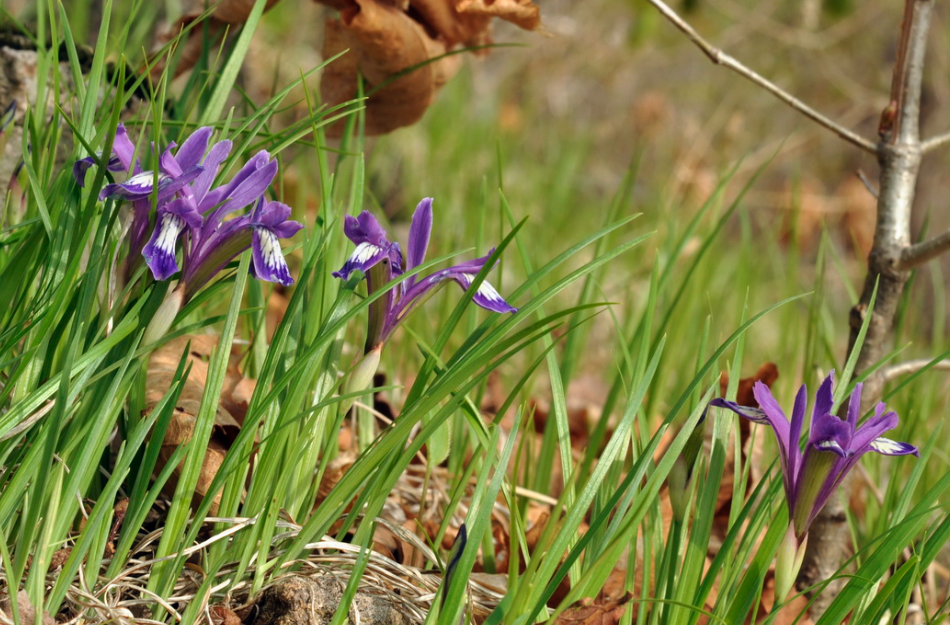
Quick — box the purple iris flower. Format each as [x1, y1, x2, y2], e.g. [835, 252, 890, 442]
[72, 125, 302, 299]
[710, 371, 917, 541]
[334, 198, 517, 352]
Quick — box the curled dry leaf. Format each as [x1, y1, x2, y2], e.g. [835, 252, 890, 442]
[320, 0, 462, 136]
[146, 335, 256, 513]
[316, 0, 541, 136]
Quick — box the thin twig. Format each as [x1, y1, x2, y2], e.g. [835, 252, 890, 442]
[646, 0, 879, 153]
[883, 358, 950, 382]
[856, 169, 878, 198]
[921, 130, 950, 153]
[898, 229, 950, 269]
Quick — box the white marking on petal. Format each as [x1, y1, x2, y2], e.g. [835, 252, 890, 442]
[352, 242, 383, 264]
[476, 280, 504, 302]
[259, 228, 286, 271]
[125, 171, 170, 191]
[458, 273, 474, 286]
[870, 437, 908, 454]
[817, 439, 844, 453]
[156, 214, 185, 253]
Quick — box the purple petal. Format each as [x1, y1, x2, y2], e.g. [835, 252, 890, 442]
[174, 127, 214, 172]
[812, 371, 835, 421]
[73, 157, 96, 187]
[252, 228, 294, 286]
[251, 200, 303, 238]
[809, 413, 852, 456]
[160, 144, 182, 177]
[708, 399, 770, 423]
[254, 200, 292, 227]
[787, 384, 808, 485]
[356, 211, 387, 242]
[848, 404, 898, 453]
[845, 382, 863, 429]
[342, 211, 390, 248]
[191, 140, 232, 204]
[99, 167, 202, 202]
[100, 171, 172, 200]
[406, 197, 433, 287]
[142, 211, 187, 280]
[868, 437, 919, 457]
[163, 197, 203, 230]
[208, 158, 278, 220]
[111, 123, 137, 173]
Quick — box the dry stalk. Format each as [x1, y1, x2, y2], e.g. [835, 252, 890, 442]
[647, 0, 948, 616]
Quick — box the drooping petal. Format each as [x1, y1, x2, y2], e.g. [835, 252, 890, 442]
[451, 272, 518, 314]
[99, 167, 203, 202]
[406, 197, 433, 287]
[251, 227, 294, 286]
[868, 437, 919, 456]
[714, 383, 795, 501]
[100, 170, 172, 200]
[333, 241, 391, 279]
[73, 125, 137, 187]
[142, 211, 187, 280]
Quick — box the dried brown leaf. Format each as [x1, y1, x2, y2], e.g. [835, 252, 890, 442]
[320, 0, 461, 136]
[555, 593, 633, 625]
[209, 604, 241, 625]
[146, 335, 256, 512]
[457, 0, 540, 31]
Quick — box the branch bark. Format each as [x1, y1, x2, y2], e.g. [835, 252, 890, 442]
[899, 229, 950, 269]
[921, 130, 950, 153]
[883, 358, 950, 382]
[798, 0, 933, 615]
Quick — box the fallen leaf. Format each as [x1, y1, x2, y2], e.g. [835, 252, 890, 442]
[0, 591, 55, 625]
[555, 593, 634, 624]
[209, 604, 241, 625]
[146, 335, 257, 512]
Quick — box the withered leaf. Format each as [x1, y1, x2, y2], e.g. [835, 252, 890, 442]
[555, 594, 634, 625]
[320, 0, 461, 136]
[146, 335, 256, 512]
[457, 0, 540, 31]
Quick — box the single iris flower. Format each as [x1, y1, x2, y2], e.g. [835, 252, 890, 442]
[333, 197, 517, 353]
[710, 371, 917, 598]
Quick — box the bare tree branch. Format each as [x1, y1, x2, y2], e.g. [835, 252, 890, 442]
[898, 229, 950, 269]
[921, 131, 950, 153]
[646, 0, 879, 153]
[884, 358, 950, 382]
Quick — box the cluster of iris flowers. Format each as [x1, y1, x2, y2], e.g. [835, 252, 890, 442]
[75, 124, 302, 341]
[75, 124, 302, 297]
